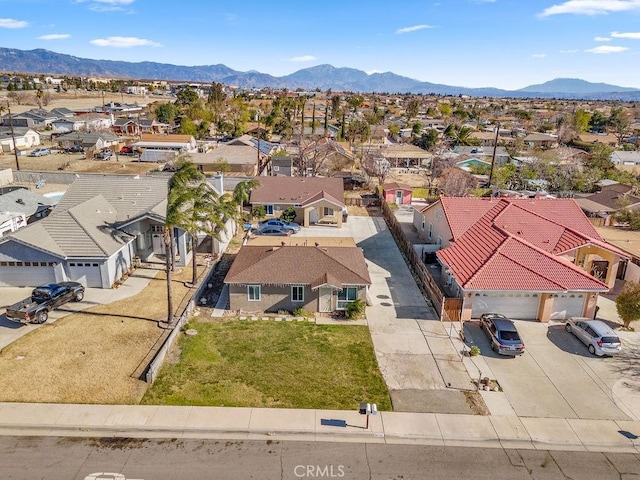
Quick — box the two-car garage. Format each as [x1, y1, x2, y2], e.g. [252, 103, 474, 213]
[471, 293, 541, 320]
[471, 292, 587, 321]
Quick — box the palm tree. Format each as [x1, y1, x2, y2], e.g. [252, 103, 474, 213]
[232, 179, 260, 222]
[164, 160, 205, 324]
[173, 182, 229, 286]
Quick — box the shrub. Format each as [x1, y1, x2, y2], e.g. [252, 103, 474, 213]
[469, 345, 481, 357]
[346, 299, 365, 319]
[616, 281, 640, 328]
[293, 307, 310, 318]
[280, 206, 297, 222]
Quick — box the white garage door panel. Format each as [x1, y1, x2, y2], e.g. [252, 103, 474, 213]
[550, 294, 585, 320]
[68, 266, 102, 288]
[0, 267, 56, 287]
[472, 294, 540, 320]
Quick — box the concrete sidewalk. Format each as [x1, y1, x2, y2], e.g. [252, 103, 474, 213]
[0, 402, 638, 453]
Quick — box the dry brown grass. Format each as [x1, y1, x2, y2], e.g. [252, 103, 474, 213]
[0, 266, 199, 404]
[0, 90, 167, 115]
[0, 153, 160, 175]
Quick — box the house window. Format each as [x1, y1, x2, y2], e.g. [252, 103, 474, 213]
[266, 204, 274, 215]
[273, 166, 280, 172]
[247, 285, 261, 301]
[437, 236, 443, 247]
[428, 222, 433, 240]
[337, 286, 357, 309]
[291, 285, 304, 302]
[421, 219, 425, 231]
[151, 225, 163, 233]
[323, 207, 334, 216]
[435, 208, 443, 221]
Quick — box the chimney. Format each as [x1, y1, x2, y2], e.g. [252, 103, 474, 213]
[212, 172, 224, 195]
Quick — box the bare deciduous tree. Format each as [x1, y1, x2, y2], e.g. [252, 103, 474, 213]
[361, 154, 390, 185]
[439, 167, 475, 197]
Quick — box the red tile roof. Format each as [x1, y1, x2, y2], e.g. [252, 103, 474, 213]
[224, 245, 371, 287]
[436, 198, 621, 292]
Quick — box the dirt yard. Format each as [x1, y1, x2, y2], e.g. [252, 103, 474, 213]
[0, 90, 168, 115]
[0, 266, 201, 405]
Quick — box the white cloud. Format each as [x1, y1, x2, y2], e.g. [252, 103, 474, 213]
[540, 0, 640, 17]
[559, 49, 580, 53]
[90, 36, 161, 47]
[611, 30, 640, 38]
[75, 0, 135, 12]
[395, 24, 434, 34]
[594, 36, 611, 41]
[366, 70, 384, 75]
[586, 45, 629, 53]
[289, 55, 316, 62]
[0, 18, 28, 29]
[532, 53, 547, 58]
[38, 34, 71, 40]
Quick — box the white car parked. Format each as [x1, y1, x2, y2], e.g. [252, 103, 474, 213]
[565, 318, 622, 356]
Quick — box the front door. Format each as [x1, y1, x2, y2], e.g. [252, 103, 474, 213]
[395, 189, 403, 205]
[318, 286, 333, 312]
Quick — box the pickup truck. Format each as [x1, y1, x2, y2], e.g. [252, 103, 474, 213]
[5, 282, 85, 324]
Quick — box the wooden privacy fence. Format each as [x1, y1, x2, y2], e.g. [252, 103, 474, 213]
[380, 199, 463, 322]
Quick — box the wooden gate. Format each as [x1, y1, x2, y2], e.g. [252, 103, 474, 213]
[442, 297, 463, 322]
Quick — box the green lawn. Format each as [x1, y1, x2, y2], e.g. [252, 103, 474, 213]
[141, 319, 392, 411]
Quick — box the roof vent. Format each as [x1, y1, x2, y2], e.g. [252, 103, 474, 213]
[16, 198, 25, 205]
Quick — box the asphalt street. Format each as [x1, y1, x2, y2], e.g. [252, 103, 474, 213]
[1, 436, 639, 480]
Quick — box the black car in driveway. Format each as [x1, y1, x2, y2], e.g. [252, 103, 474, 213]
[480, 313, 525, 356]
[5, 282, 85, 324]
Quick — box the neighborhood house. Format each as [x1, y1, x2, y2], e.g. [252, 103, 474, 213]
[224, 244, 371, 314]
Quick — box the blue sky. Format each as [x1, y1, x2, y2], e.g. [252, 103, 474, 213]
[1, 0, 640, 90]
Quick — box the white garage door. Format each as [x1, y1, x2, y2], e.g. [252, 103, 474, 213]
[471, 293, 541, 320]
[67, 262, 102, 287]
[0, 264, 56, 287]
[550, 294, 585, 320]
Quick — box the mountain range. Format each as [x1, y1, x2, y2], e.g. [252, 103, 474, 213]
[1, 47, 639, 101]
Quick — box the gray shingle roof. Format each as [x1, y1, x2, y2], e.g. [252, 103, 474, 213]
[8, 195, 133, 258]
[2, 175, 168, 259]
[0, 189, 53, 217]
[225, 245, 371, 287]
[250, 176, 344, 206]
[55, 175, 169, 223]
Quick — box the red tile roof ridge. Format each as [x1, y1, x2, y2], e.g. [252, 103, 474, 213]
[506, 198, 603, 241]
[491, 227, 609, 290]
[553, 233, 631, 259]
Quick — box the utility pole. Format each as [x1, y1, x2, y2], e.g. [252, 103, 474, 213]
[488, 122, 500, 189]
[5, 101, 20, 171]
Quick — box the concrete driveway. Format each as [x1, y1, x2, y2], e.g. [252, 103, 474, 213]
[295, 216, 478, 413]
[0, 268, 158, 351]
[463, 319, 640, 421]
